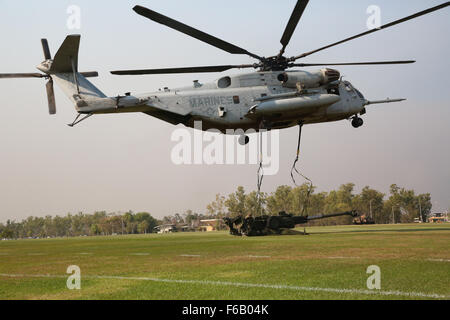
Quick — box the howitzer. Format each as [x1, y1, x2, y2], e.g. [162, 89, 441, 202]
[224, 210, 359, 236]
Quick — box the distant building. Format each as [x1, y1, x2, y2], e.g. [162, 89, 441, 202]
[154, 224, 177, 233]
[154, 224, 192, 233]
[199, 219, 223, 232]
[428, 213, 449, 223]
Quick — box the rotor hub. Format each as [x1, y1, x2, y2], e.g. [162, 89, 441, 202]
[260, 56, 290, 71]
[36, 60, 52, 74]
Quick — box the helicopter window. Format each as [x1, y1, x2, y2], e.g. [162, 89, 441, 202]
[233, 96, 240, 104]
[344, 81, 354, 92]
[217, 76, 231, 89]
[327, 87, 340, 96]
[218, 106, 226, 117]
[355, 89, 364, 99]
[327, 84, 340, 96]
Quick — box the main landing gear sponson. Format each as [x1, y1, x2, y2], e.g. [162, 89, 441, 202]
[352, 116, 364, 128]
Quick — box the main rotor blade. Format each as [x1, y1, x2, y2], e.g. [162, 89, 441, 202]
[111, 64, 257, 75]
[0, 73, 44, 78]
[41, 39, 52, 60]
[292, 2, 450, 60]
[46, 78, 56, 115]
[79, 71, 99, 78]
[292, 60, 416, 67]
[279, 0, 309, 55]
[133, 5, 263, 60]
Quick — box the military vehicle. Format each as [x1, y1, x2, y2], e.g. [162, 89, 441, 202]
[224, 210, 358, 236]
[353, 214, 375, 225]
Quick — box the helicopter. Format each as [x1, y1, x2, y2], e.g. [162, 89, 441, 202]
[0, 1, 448, 145]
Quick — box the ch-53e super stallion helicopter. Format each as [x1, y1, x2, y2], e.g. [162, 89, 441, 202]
[1, 1, 448, 236]
[1, 2, 449, 145]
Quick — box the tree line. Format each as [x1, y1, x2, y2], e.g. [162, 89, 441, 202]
[0, 211, 158, 240]
[205, 183, 432, 226]
[0, 183, 432, 239]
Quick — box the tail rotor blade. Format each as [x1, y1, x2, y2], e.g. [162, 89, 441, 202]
[46, 78, 56, 115]
[41, 39, 52, 60]
[0, 73, 45, 78]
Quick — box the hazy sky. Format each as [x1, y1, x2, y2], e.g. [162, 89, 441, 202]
[0, 0, 449, 222]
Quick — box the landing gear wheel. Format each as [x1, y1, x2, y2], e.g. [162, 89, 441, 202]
[267, 216, 281, 230]
[352, 117, 364, 128]
[238, 135, 250, 146]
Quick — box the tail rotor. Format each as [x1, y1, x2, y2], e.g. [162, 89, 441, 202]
[45, 77, 56, 115]
[41, 39, 52, 60]
[40, 38, 57, 115]
[0, 38, 57, 115]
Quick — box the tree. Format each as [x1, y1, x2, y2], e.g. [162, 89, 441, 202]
[352, 186, 385, 223]
[245, 191, 267, 216]
[384, 184, 430, 223]
[206, 194, 227, 218]
[308, 192, 327, 216]
[290, 183, 315, 215]
[90, 224, 100, 236]
[0, 229, 14, 239]
[336, 183, 355, 211]
[225, 186, 246, 217]
[163, 215, 175, 224]
[306, 184, 356, 226]
[184, 210, 200, 227]
[137, 221, 150, 234]
[71, 212, 86, 236]
[174, 213, 184, 224]
[266, 185, 292, 215]
[122, 211, 136, 234]
[108, 215, 123, 234]
[417, 193, 432, 222]
[134, 212, 158, 233]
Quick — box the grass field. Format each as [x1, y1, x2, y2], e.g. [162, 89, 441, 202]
[0, 223, 449, 300]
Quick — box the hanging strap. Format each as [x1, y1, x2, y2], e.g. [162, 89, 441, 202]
[256, 128, 264, 216]
[290, 122, 314, 216]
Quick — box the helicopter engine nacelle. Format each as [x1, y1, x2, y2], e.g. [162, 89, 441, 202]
[278, 68, 340, 89]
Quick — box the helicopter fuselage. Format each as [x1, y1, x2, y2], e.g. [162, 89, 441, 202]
[82, 70, 367, 133]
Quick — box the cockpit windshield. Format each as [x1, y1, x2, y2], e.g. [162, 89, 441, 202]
[343, 81, 364, 99]
[354, 88, 365, 99]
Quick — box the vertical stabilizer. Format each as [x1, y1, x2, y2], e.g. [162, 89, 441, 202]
[49, 35, 106, 104]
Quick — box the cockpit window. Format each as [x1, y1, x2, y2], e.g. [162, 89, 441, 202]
[344, 82, 353, 92]
[327, 84, 340, 96]
[217, 76, 231, 88]
[355, 89, 364, 99]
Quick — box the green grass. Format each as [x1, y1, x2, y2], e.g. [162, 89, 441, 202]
[0, 223, 449, 300]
